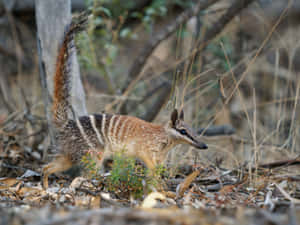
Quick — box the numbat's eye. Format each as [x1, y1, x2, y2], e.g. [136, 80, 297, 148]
[180, 129, 187, 135]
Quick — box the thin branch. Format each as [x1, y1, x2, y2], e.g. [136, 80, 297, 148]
[203, 0, 256, 50]
[184, 0, 257, 75]
[121, 0, 220, 95]
[119, 0, 220, 115]
[120, 0, 257, 114]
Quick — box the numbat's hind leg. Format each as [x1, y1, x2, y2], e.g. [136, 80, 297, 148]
[43, 155, 73, 189]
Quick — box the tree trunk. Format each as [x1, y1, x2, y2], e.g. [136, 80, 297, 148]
[35, 0, 87, 158]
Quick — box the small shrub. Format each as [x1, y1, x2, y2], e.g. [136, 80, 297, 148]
[81, 150, 166, 198]
[81, 151, 102, 178]
[107, 152, 146, 198]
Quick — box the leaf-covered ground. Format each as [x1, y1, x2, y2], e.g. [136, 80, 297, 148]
[1, 113, 300, 225]
[1, 163, 300, 225]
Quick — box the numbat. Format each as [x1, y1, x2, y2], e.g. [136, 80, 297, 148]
[43, 15, 207, 188]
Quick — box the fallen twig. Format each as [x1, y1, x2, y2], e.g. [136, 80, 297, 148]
[275, 183, 300, 204]
[258, 157, 300, 169]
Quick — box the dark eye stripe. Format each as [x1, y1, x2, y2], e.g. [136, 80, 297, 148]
[176, 128, 195, 141]
[180, 129, 187, 135]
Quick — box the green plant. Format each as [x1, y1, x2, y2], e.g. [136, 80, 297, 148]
[107, 152, 146, 198]
[81, 151, 102, 178]
[81, 150, 167, 198]
[109, 154, 169, 198]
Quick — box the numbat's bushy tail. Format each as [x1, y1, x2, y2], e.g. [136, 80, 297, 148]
[43, 13, 207, 189]
[52, 14, 88, 127]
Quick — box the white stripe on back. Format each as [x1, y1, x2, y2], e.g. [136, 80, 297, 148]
[90, 115, 104, 146]
[76, 118, 94, 149]
[101, 114, 107, 143]
[118, 116, 130, 141]
[113, 116, 121, 142]
[108, 115, 116, 144]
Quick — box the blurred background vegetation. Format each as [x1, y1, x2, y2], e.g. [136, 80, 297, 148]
[0, 0, 299, 174]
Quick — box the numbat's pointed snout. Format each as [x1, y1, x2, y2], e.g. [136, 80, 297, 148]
[193, 141, 208, 149]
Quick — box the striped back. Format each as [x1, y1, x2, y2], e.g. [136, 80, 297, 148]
[59, 109, 207, 165]
[71, 113, 139, 153]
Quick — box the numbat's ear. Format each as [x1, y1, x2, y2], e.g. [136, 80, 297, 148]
[171, 109, 178, 127]
[179, 109, 184, 121]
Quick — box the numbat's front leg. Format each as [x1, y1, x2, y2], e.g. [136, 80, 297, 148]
[43, 155, 73, 189]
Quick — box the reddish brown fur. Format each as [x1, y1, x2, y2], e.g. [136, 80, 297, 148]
[52, 41, 68, 124]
